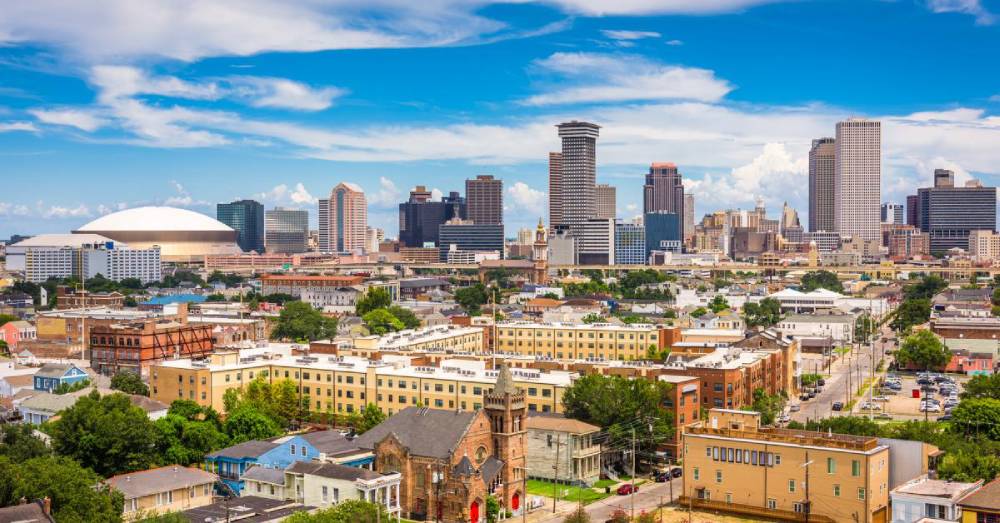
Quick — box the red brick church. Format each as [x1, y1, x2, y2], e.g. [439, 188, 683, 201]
[355, 364, 528, 522]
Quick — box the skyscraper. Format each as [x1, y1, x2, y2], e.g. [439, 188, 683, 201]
[548, 152, 563, 231]
[554, 121, 600, 229]
[595, 184, 616, 219]
[216, 199, 264, 253]
[916, 171, 997, 251]
[683, 193, 695, 243]
[643, 162, 685, 216]
[808, 137, 836, 232]
[265, 208, 308, 254]
[318, 182, 367, 253]
[398, 187, 466, 247]
[880, 203, 904, 224]
[645, 212, 682, 255]
[834, 119, 881, 242]
[906, 195, 919, 227]
[465, 175, 503, 225]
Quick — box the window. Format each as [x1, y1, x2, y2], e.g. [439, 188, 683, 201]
[751, 451, 758, 465]
[301, 446, 306, 457]
[706, 447, 712, 458]
[774, 454, 781, 465]
[827, 458, 836, 474]
[767, 499, 776, 510]
[833, 485, 840, 497]
[291, 444, 296, 454]
[322, 486, 329, 503]
[693, 467, 699, 480]
[712, 447, 719, 460]
[715, 470, 722, 483]
[925, 504, 945, 519]
[725, 493, 732, 504]
[129, 498, 138, 512]
[852, 460, 861, 477]
[857, 488, 865, 500]
[788, 480, 796, 493]
[727, 448, 734, 462]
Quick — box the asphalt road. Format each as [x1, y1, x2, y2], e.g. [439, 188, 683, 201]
[532, 478, 680, 523]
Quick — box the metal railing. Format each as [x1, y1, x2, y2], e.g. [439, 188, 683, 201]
[686, 426, 879, 451]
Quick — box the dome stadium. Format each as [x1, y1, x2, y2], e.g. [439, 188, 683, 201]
[73, 206, 241, 262]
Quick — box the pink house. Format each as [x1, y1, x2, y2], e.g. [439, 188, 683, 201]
[944, 350, 994, 375]
[0, 321, 36, 351]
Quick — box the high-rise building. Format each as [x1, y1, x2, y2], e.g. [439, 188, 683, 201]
[683, 193, 695, 243]
[264, 208, 308, 254]
[437, 219, 504, 261]
[595, 184, 616, 219]
[643, 162, 685, 216]
[548, 152, 563, 231]
[880, 202, 904, 224]
[614, 221, 645, 265]
[398, 187, 466, 247]
[906, 194, 919, 227]
[554, 121, 600, 229]
[465, 175, 503, 225]
[916, 172, 997, 252]
[808, 137, 836, 232]
[318, 182, 367, 253]
[25, 241, 161, 284]
[834, 119, 881, 242]
[216, 199, 264, 253]
[645, 212, 682, 255]
[575, 218, 615, 265]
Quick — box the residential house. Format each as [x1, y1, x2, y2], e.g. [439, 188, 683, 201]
[18, 392, 78, 424]
[244, 461, 401, 518]
[956, 476, 1000, 523]
[0, 499, 55, 523]
[183, 495, 313, 522]
[106, 465, 217, 521]
[890, 475, 982, 523]
[524, 414, 601, 486]
[32, 362, 89, 392]
[693, 310, 746, 331]
[0, 320, 36, 350]
[774, 311, 855, 344]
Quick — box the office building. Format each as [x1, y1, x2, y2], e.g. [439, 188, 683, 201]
[906, 195, 919, 227]
[834, 119, 881, 242]
[554, 121, 600, 229]
[216, 199, 265, 253]
[684, 193, 696, 243]
[595, 183, 616, 220]
[880, 202, 904, 225]
[24, 241, 161, 284]
[437, 220, 504, 261]
[318, 182, 367, 253]
[886, 226, 930, 261]
[644, 162, 685, 218]
[681, 409, 890, 523]
[614, 221, 646, 265]
[574, 218, 615, 265]
[264, 208, 308, 254]
[398, 187, 466, 247]
[808, 137, 836, 232]
[548, 152, 563, 231]
[969, 230, 1000, 262]
[645, 212, 682, 256]
[465, 175, 503, 225]
[916, 171, 997, 251]
[803, 231, 841, 253]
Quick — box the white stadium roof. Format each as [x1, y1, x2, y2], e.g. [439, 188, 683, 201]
[76, 206, 234, 232]
[10, 233, 117, 248]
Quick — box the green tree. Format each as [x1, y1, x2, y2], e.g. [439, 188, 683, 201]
[891, 299, 932, 332]
[284, 499, 392, 523]
[951, 399, 1000, 440]
[223, 407, 282, 444]
[349, 404, 387, 434]
[205, 293, 228, 302]
[962, 374, 1000, 400]
[0, 423, 51, 462]
[111, 371, 149, 396]
[895, 330, 951, 372]
[690, 307, 708, 318]
[50, 391, 160, 477]
[582, 313, 605, 324]
[386, 305, 421, 329]
[904, 275, 948, 300]
[0, 314, 17, 327]
[937, 450, 1000, 483]
[455, 283, 490, 315]
[563, 506, 592, 523]
[362, 309, 405, 335]
[270, 301, 338, 341]
[742, 298, 782, 328]
[52, 378, 91, 395]
[745, 388, 786, 425]
[11, 455, 124, 522]
[355, 287, 392, 315]
[800, 271, 843, 293]
[708, 295, 729, 313]
[485, 495, 501, 523]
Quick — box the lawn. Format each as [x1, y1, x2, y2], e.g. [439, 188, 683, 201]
[525, 479, 611, 505]
[593, 479, 618, 488]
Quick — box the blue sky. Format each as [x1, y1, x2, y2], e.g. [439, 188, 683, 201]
[1, 0, 999, 239]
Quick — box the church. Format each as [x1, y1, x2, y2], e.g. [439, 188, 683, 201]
[355, 364, 528, 522]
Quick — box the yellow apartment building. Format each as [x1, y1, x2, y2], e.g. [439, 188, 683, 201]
[494, 322, 670, 360]
[150, 346, 573, 417]
[682, 409, 890, 523]
[351, 325, 484, 355]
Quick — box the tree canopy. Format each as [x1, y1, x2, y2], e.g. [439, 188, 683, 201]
[904, 275, 948, 300]
[455, 283, 494, 315]
[50, 391, 160, 477]
[222, 377, 305, 429]
[284, 499, 392, 523]
[0, 455, 124, 522]
[895, 330, 951, 371]
[800, 271, 843, 293]
[346, 404, 387, 434]
[111, 372, 149, 396]
[270, 301, 338, 341]
[355, 287, 392, 316]
[362, 309, 404, 335]
[743, 298, 782, 328]
[155, 401, 228, 466]
[708, 295, 730, 313]
[962, 374, 1000, 400]
[0, 423, 50, 462]
[891, 298, 932, 332]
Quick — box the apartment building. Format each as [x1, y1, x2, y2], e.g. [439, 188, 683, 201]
[494, 322, 671, 360]
[89, 318, 214, 377]
[662, 344, 793, 410]
[149, 347, 575, 416]
[351, 325, 484, 354]
[682, 409, 890, 523]
[259, 274, 365, 297]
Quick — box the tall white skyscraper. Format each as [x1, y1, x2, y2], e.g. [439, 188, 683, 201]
[554, 121, 600, 229]
[834, 118, 881, 242]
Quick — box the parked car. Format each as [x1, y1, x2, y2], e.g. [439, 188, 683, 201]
[937, 414, 953, 421]
[808, 391, 816, 399]
[617, 484, 639, 495]
[875, 413, 892, 420]
[817, 379, 826, 386]
[654, 472, 670, 482]
[777, 414, 791, 424]
[920, 403, 942, 413]
[799, 394, 810, 401]
[832, 402, 843, 411]
[872, 396, 890, 402]
[860, 402, 881, 411]
[789, 404, 801, 412]
[671, 467, 682, 478]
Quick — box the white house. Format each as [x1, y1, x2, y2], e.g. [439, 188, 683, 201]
[775, 312, 855, 344]
[890, 475, 982, 523]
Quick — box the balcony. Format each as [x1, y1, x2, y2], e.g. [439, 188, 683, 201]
[685, 426, 879, 452]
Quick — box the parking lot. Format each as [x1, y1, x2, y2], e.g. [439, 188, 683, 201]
[855, 373, 968, 421]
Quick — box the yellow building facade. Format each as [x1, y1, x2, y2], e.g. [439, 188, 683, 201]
[494, 322, 668, 360]
[682, 409, 890, 523]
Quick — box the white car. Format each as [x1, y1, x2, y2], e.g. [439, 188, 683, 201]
[920, 403, 942, 412]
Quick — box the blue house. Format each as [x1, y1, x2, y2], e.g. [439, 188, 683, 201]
[205, 430, 374, 495]
[32, 363, 89, 392]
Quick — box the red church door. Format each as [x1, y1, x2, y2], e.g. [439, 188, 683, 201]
[511, 492, 520, 511]
[470, 500, 480, 523]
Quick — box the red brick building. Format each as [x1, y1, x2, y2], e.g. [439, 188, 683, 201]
[89, 319, 214, 377]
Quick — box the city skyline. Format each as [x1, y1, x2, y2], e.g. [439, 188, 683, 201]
[1, 0, 999, 238]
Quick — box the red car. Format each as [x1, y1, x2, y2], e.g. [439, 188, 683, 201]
[617, 483, 639, 495]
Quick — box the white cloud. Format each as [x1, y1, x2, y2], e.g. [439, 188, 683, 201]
[233, 77, 346, 111]
[163, 180, 209, 208]
[0, 121, 38, 133]
[522, 52, 733, 105]
[41, 204, 91, 218]
[665, 39, 683, 46]
[0, 202, 30, 216]
[601, 30, 661, 40]
[368, 177, 402, 207]
[430, 188, 444, 201]
[926, 0, 995, 24]
[506, 181, 547, 216]
[29, 108, 107, 131]
[543, 0, 785, 15]
[90, 65, 221, 102]
[684, 142, 808, 216]
[257, 182, 318, 207]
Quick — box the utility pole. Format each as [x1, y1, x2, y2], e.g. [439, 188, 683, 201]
[802, 451, 813, 523]
[631, 428, 637, 521]
[552, 434, 561, 513]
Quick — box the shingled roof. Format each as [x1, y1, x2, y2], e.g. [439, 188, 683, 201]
[353, 407, 477, 459]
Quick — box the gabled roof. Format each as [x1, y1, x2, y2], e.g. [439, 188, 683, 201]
[107, 466, 217, 499]
[957, 477, 1000, 511]
[19, 392, 77, 414]
[206, 440, 279, 460]
[353, 407, 477, 459]
[0, 501, 55, 522]
[298, 430, 365, 457]
[525, 415, 599, 434]
[34, 363, 81, 379]
[242, 466, 286, 485]
[480, 456, 503, 485]
[287, 461, 383, 481]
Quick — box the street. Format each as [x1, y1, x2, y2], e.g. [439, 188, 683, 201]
[531, 478, 681, 523]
